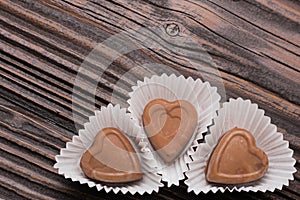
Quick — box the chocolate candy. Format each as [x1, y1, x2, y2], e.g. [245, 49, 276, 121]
[80, 127, 143, 183]
[143, 98, 198, 163]
[206, 127, 268, 184]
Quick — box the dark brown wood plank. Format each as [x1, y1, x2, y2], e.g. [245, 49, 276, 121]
[0, 0, 299, 199]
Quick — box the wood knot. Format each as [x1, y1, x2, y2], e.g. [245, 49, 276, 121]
[165, 23, 180, 37]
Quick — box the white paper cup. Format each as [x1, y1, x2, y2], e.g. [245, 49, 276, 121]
[185, 98, 296, 194]
[54, 104, 163, 195]
[127, 74, 221, 186]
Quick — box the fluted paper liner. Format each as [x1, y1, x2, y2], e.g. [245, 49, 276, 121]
[185, 98, 296, 194]
[54, 104, 163, 195]
[127, 74, 221, 186]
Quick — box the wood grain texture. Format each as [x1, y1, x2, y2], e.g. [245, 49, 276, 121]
[0, 0, 299, 199]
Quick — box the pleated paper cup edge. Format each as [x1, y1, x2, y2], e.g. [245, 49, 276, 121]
[127, 73, 221, 186]
[54, 104, 163, 195]
[184, 97, 296, 194]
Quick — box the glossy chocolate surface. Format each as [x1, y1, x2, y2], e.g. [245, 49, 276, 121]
[206, 127, 268, 184]
[80, 127, 143, 183]
[143, 99, 198, 163]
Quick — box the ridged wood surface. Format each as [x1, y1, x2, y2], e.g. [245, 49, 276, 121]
[0, 0, 299, 199]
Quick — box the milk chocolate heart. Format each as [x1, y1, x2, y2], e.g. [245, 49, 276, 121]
[206, 127, 268, 184]
[80, 127, 143, 183]
[143, 99, 198, 163]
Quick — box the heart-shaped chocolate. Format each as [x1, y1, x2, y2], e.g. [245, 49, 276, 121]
[206, 127, 268, 184]
[143, 99, 198, 163]
[80, 127, 143, 183]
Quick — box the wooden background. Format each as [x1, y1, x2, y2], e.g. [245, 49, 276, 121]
[0, 0, 299, 199]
